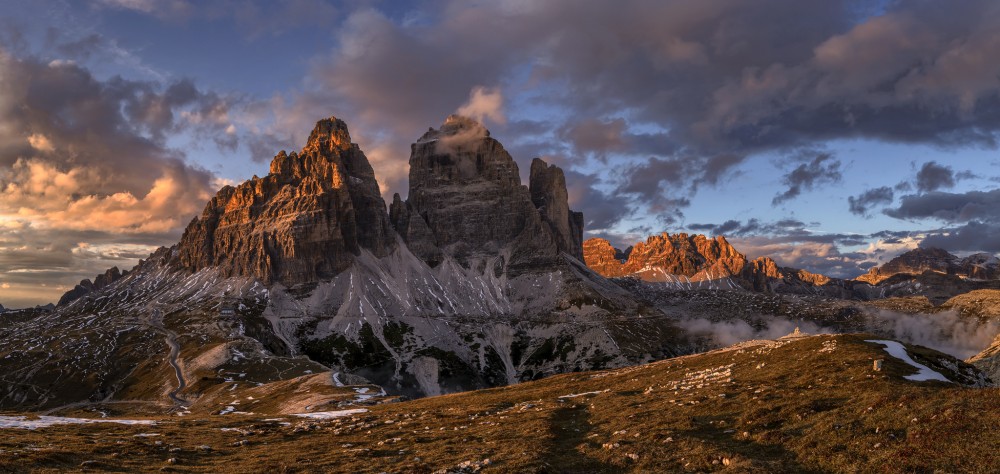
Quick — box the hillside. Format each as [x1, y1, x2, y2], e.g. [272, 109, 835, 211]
[1, 334, 996, 473]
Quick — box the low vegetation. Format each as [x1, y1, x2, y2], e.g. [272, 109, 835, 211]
[2, 333, 997, 473]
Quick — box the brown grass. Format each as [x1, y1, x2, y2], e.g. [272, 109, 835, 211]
[2, 333, 999, 473]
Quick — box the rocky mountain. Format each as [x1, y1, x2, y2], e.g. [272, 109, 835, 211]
[57, 267, 128, 306]
[584, 235, 1000, 302]
[583, 234, 836, 295]
[583, 234, 746, 282]
[0, 116, 690, 412]
[178, 117, 395, 286]
[858, 247, 1000, 284]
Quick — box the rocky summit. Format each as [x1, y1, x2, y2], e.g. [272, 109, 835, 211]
[178, 118, 395, 285]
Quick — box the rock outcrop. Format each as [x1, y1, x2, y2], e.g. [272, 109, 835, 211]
[177, 117, 395, 285]
[969, 332, 1000, 381]
[584, 233, 746, 281]
[529, 158, 584, 261]
[740, 256, 782, 292]
[57, 266, 127, 306]
[392, 115, 583, 275]
[585, 235, 837, 294]
[583, 238, 630, 277]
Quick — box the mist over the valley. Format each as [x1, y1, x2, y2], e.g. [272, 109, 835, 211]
[677, 309, 1000, 360]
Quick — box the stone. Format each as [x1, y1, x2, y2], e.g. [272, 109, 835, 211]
[399, 115, 563, 275]
[584, 233, 746, 281]
[529, 158, 584, 261]
[57, 266, 127, 306]
[177, 117, 395, 285]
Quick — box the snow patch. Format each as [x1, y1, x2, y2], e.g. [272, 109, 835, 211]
[558, 389, 609, 399]
[866, 340, 952, 383]
[292, 409, 368, 419]
[0, 415, 156, 429]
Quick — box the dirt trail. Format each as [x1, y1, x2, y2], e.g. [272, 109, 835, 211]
[149, 309, 189, 406]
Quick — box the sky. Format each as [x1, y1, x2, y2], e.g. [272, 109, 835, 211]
[2, 0, 1000, 307]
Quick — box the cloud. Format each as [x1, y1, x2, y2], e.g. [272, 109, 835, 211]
[848, 186, 894, 217]
[920, 222, 1000, 253]
[884, 188, 1000, 223]
[94, 0, 339, 39]
[915, 161, 956, 193]
[288, 0, 1000, 221]
[0, 49, 234, 305]
[772, 153, 842, 205]
[679, 309, 1000, 360]
[689, 219, 761, 237]
[456, 86, 505, 125]
[26, 133, 54, 153]
[677, 317, 831, 348]
[868, 310, 1000, 360]
[563, 169, 630, 231]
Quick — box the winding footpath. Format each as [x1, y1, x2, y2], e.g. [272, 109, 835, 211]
[149, 309, 189, 406]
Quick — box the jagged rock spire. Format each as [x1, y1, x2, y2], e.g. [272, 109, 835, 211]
[178, 116, 394, 285]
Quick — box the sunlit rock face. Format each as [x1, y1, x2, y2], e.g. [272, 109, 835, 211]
[584, 233, 747, 281]
[177, 117, 395, 285]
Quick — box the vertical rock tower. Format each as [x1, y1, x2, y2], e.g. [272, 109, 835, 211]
[178, 117, 395, 285]
[390, 115, 584, 275]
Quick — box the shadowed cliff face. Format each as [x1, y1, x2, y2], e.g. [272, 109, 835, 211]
[177, 117, 395, 285]
[390, 115, 584, 274]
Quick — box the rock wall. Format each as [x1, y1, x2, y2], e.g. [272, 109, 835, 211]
[177, 117, 395, 285]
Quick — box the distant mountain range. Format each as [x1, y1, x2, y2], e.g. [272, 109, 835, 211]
[584, 235, 1000, 303]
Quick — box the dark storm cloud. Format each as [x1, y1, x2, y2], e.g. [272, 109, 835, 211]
[915, 161, 956, 193]
[772, 153, 842, 205]
[884, 189, 1000, 223]
[563, 169, 632, 231]
[688, 219, 761, 237]
[557, 118, 678, 159]
[287, 0, 1000, 219]
[848, 186, 894, 217]
[921, 222, 1000, 253]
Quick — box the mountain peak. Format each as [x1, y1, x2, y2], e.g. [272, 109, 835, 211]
[180, 115, 394, 285]
[305, 116, 353, 153]
[857, 247, 958, 284]
[583, 232, 747, 280]
[417, 114, 490, 144]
